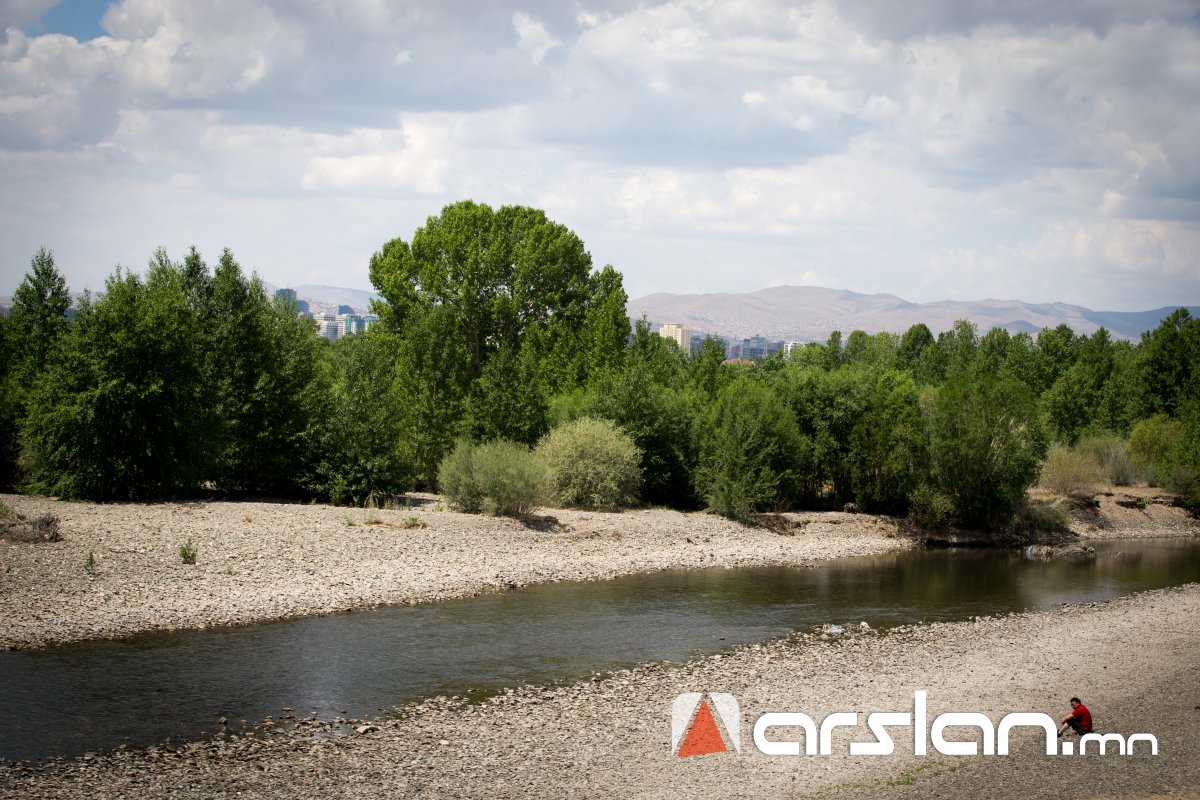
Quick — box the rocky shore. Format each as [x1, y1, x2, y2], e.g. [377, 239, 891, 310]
[0, 494, 912, 650]
[3, 582, 1196, 799]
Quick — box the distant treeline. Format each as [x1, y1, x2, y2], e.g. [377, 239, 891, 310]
[2, 200, 1197, 530]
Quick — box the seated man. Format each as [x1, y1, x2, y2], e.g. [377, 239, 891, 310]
[1057, 697, 1093, 737]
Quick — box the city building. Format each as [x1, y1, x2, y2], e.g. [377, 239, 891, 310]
[658, 322, 691, 353]
[314, 312, 339, 342]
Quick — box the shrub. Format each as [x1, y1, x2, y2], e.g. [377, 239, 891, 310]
[1130, 415, 1182, 486]
[537, 417, 642, 510]
[438, 439, 545, 517]
[908, 484, 955, 530]
[473, 441, 545, 517]
[1076, 434, 1138, 486]
[1039, 444, 1099, 497]
[438, 440, 484, 513]
[1014, 498, 1072, 535]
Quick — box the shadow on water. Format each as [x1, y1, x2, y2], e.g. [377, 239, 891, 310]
[1, 537, 1198, 763]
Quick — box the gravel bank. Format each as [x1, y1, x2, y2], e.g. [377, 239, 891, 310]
[0, 494, 910, 650]
[4, 583, 1196, 799]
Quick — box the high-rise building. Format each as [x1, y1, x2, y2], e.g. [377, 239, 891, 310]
[338, 314, 366, 337]
[658, 323, 691, 353]
[314, 312, 338, 341]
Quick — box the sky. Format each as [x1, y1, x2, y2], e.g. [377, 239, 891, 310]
[1, 1, 1198, 310]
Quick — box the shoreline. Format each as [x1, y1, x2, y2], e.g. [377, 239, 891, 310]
[4, 582, 1197, 798]
[0, 494, 913, 650]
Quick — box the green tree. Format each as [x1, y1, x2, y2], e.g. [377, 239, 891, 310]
[8, 247, 71, 381]
[369, 201, 627, 482]
[20, 260, 212, 500]
[694, 377, 810, 520]
[314, 330, 412, 504]
[687, 336, 730, 400]
[579, 321, 696, 507]
[922, 376, 1047, 529]
[848, 370, 925, 514]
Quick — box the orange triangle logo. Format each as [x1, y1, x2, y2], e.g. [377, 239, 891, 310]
[677, 699, 728, 757]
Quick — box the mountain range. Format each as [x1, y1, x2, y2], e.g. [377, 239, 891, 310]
[626, 286, 1199, 342]
[4, 282, 1194, 342]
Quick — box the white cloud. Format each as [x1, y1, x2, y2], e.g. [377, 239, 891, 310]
[513, 12, 559, 65]
[1, 0, 1198, 313]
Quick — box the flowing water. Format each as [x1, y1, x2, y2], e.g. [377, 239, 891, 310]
[1, 537, 1197, 763]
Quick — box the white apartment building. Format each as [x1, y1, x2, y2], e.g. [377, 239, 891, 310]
[659, 322, 691, 353]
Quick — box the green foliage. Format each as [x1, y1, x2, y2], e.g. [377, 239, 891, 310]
[1038, 444, 1099, 497]
[313, 330, 413, 505]
[537, 417, 642, 510]
[437, 439, 545, 517]
[1075, 434, 1138, 486]
[694, 377, 809, 521]
[369, 201, 629, 484]
[20, 259, 214, 500]
[464, 340, 548, 445]
[575, 319, 696, 507]
[179, 539, 197, 565]
[204, 249, 326, 495]
[2, 248, 72, 490]
[438, 440, 485, 513]
[1129, 414, 1181, 486]
[774, 364, 873, 506]
[923, 377, 1047, 529]
[8, 247, 71, 381]
[907, 484, 955, 530]
[847, 370, 925, 514]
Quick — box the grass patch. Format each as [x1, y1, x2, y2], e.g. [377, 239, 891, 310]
[84, 549, 96, 574]
[399, 516, 427, 530]
[179, 538, 197, 565]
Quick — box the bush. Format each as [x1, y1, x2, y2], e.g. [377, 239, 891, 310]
[1130, 415, 1182, 486]
[908, 484, 955, 530]
[1014, 498, 1072, 535]
[438, 439, 545, 517]
[1076, 434, 1138, 486]
[1038, 445, 1099, 497]
[537, 417, 642, 510]
[438, 440, 484, 513]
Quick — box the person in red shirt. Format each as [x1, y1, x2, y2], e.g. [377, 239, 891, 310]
[1057, 697, 1093, 737]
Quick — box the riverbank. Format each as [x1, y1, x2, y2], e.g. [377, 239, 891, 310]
[0, 494, 911, 650]
[3, 581, 1195, 798]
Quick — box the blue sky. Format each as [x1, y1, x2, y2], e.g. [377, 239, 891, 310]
[2, 1, 1198, 310]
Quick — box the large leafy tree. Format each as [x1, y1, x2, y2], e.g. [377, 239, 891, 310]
[20, 260, 212, 500]
[2, 249, 72, 490]
[313, 329, 412, 505]
[369, 200, 628, 484]
[922, 376, 1047, 529]
[204, 249, 326, 494]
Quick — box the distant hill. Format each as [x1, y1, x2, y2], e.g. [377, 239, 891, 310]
[261, 283, 382, 315]
[627, 286, 1200, 342]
